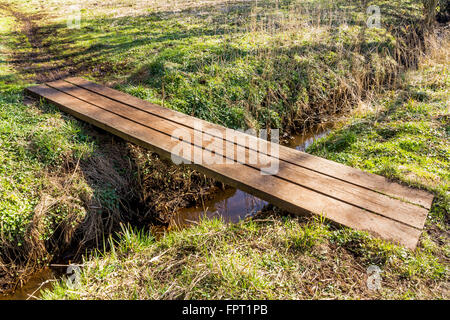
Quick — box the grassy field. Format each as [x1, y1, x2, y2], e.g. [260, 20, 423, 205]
[39, 216, 446, 299]
[0, 0, 448, 298]
[3, 0, 426, 130]
[0, 0, 218, 292]
[41, 32, 449, 300]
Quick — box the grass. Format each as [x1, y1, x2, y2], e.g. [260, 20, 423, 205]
[41, 215, 447, 300]
[0, 0, 217, 293]
[0, 8, 96, 288]
[0, 86, 93, 244]
[0, 0, 448, 299]
[4, 0, 426, 130]
[0, 13, 102, 287]
[41, 11, 449, 300]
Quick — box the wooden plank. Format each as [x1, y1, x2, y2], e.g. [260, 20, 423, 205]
[64, 77, 434, 209]
[45, 79, 428, 230]
[26, 84, 425, 249]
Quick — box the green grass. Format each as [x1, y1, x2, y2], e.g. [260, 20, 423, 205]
[0, 8, 94, 248]
[40, 6, 449, 299]
[40, 215, 447, 300]
[0, 3, 118, 289]
[7, 0, 424, 130]
[0, 86, 94, 245]
[0, 0, 448, 299]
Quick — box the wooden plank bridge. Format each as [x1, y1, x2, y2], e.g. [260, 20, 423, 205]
[26, 78, 434, 249]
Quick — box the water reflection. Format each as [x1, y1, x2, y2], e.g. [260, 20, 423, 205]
[0, 269, 56, 300]
[170, 188, 267, 228]
[3, 123, 332, 299]
[285, 123, 332, 151]
[172, 123, 332, 227]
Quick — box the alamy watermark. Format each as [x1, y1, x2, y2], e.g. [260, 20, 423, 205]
[366, 265, 382, 290]
[66, 264, 82, 289]
[366, 5, 381, 28]
[65, 3, 382, 30]
[67, 5, 81, 29]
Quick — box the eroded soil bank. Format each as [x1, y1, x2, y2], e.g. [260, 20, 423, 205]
[0, 1, 220, 294]
[1, 121, 333, 299]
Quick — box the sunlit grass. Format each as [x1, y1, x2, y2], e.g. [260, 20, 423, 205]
[41, 215, 447, 300]
[0, 0, 447, 299]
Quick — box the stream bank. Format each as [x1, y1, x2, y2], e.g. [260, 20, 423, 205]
[1, 123, 333, 300]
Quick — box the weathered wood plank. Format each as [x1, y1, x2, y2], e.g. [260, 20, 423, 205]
[64, 77, 434, 210]
[25, 81, 433, 249]
[45, 79, 428, 230]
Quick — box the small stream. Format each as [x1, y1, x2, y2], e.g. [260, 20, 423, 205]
[171, 123, 332, 227]
[1, 123, 332, 300]
[0, 269, 56, 300]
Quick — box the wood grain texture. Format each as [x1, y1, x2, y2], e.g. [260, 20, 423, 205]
[25, 78, 434, 249]
[64, 77, 434, 210]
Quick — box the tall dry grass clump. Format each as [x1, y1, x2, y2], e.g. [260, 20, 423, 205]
[238, 0, 429, 130]
[0, 130, 216, 294]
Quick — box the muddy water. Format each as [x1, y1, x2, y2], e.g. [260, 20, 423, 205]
[0, 269, 56, 300]
[3, 124, 331, 299]
[170, 188, 268, 228]
[171, 123, 332, 228]
[285, 123, 332, 151]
